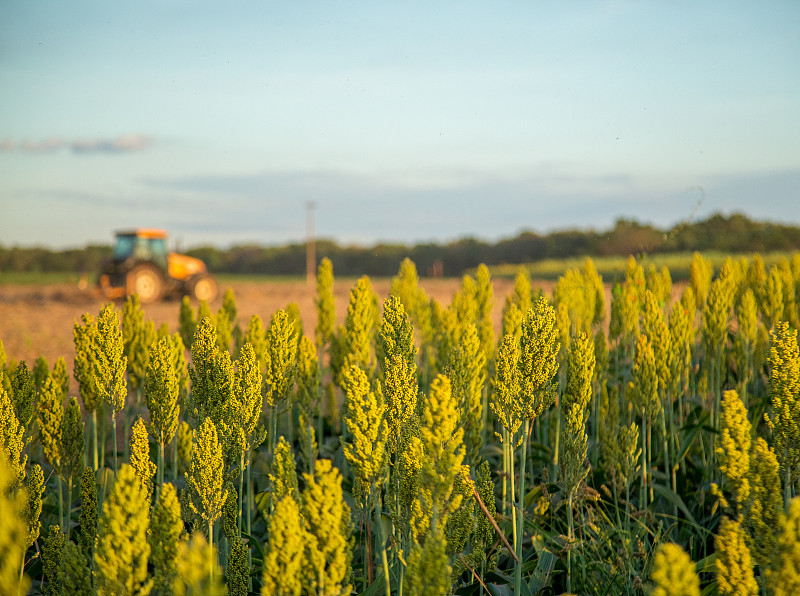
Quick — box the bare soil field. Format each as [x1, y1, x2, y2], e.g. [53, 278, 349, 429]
[0, 277, 530, 387]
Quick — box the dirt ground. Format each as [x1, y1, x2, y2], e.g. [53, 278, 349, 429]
[0, 277, 536, 387]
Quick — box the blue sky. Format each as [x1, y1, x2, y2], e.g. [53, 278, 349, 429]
[1, 1, 799, 250]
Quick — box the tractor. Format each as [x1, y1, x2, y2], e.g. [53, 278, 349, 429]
[98, 229, 217, 304]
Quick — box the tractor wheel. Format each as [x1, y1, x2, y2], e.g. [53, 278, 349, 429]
[126, 264, 164, 304]
[189, 274, 217, 303]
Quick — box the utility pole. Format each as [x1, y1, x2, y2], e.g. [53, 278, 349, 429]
[306, 201, 316, 287]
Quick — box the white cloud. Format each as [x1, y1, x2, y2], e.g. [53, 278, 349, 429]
[1, 135, 154, 154]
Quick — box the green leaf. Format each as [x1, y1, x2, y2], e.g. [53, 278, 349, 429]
[95, 467, 115, 511]
[518, 578, 534, 596]
[676, 414, 709, 464]
[357, 570, 390, 596]
[694, 552, 717, 574]
[701, 579, 719, 596]
[527, 549, 557, 594]
[254, 489, 270, 520]
[480, 443, 503, 459]
[240, 530, 264, 560]
[651, 483, 697, 526]
[486, 584, 511, 596]
[484, 570, 513, 585]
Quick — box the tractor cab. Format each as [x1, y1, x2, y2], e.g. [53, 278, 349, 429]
[112, 230, 169, 271]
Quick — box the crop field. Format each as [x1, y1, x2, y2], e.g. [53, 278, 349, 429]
[2, 251, 800, 595]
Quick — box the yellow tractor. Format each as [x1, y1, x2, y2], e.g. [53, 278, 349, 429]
[99, 229, 217, 304]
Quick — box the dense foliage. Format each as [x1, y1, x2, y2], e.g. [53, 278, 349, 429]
[5, 250, 800, 594]
[4, 212, 800, 278]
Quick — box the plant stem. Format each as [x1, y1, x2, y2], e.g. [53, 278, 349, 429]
[19, 549, 26, 591]
[112, 413, 118, 472]
[398, 558, 404, 596]
[238, 452, 245, 534]
[514, 419, 530, 596]
[365, 514, 373, 588]
[100, 405, 106, 470]
[647, 420, 655, 503]
[209, 522, 215, 586]
[501, 428, 508, 520]
[567, 492, 574, 594]
[269, 406, 278, 460]
[308, 424, 315, 475]
[640, 414, 647, 508]
[57, 475, 63, 533]
[66, 476, 74, 541]
[661, 408, 675, 520]
[157, 442, 164, 498]
[471, 481, 518, 562]
[172, 433, 179, 483]
[123, 401, 130, 466]
[552, 398, 561, 484]
[92, 411, 98, 471]
[509, 435, 517, 551]
[786, 450, 792, 509]
[247, 450, 253, 537]
[625, 479, 631, 537]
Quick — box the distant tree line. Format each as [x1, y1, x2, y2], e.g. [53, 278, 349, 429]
[2, 212, 799, 278]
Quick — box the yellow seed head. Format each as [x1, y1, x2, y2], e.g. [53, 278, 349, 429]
[649, 542, 700, 596]
[715, 516, 758, 596]
[261, 496, 305, 596]
[716, 390, 751, 512]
